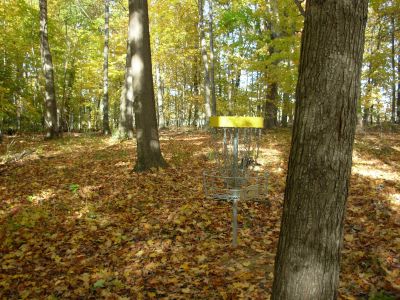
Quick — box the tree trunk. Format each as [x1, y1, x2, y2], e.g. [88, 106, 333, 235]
[272, 1, 368, 299]
[102, 0, 111, 135]
[391, 16, 396, 123]
[131, 0, 167, 172]
[208, 0, 216, 116]
[363, 76, 372, 127]
[193, 65, 200, 127]
[397, 53, 400, 123]
[39, 0, 58, 139]
[263, 0, 279, 129]
[282, 93, 290, 127]
[363, 106, 370, 127]
[198, 0, 211, 125]
[119, 39, 135, 139]
[156, 65, 165, 128]
[264, 82, 278, 129]
[59, 22, 70, 134]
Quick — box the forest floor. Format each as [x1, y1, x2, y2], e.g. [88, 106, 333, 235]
[0, 128, 399, 299]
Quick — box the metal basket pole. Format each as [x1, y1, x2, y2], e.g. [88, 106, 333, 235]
[231, 189, 240, 247]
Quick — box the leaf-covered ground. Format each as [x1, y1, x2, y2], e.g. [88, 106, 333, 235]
[0, 129, 399, 299]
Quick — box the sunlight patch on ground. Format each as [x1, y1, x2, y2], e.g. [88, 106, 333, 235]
[353, 151, 381, 165]
[388, 193, 400, 208]
[259, 147, 284, 165]
[352, 165, 399, 181]
[26, 189, 56, 205]
[352, 150, 399, 181]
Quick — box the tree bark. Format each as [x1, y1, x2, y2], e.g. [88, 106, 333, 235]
[272, 1, 368, 299]
[59, 22, 70, 134]
[390, 16, 396, 123]
[131, 0, 167, 172]
[119, 39, 135, 139]
[198, 0, 211, 124]
[156, 65, 165, 128]
[397, 53, 400, 123]
[263, 0, 279, 129]
[192, 55, 200, 127]
[282, 93, 290, 127]
[102, 0, 111, 135]
[264, 82, 278, 129]
[208, 0, 216, 116]
[39, 0, 58, 139]
[363, 74, 372, 127]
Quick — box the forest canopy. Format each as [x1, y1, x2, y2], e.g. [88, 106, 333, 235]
[0, 0, 398, 134]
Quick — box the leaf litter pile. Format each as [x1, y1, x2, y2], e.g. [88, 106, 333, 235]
[0, 129, 399, 299]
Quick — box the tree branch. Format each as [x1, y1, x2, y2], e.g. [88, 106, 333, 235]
[293, 0, 305, 17]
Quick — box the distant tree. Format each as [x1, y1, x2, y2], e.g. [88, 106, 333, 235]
[390, 15, 396, 123]
[155, 65, 165, 128]
[272, 0, 368, 299]
[39, 0, 58, 139]
[208, 0, 216, 116]
[130, 0, 167, 171]
[263, 0, 280, 129]
[198, 0, 211, 124]
[119, 39, 135, 139]
[102, 0, 111, 135]
[397, 54, 400, 123]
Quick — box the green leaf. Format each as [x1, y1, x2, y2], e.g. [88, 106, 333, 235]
[93, 279, 105, 289]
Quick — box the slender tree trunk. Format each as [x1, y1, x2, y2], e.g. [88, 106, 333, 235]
[119, 40, 135, 139]
[193, 62, 200, 127]
[391, 16, 396, 123]
[397, 54, 400, 123]
[59, 22, 70, 134]
[282, 93, 290, 127]
[131, 0, 167, 172]
[363, 106, 370, 127]
[156, 65, 165, 128]
[264, 82, 278, 129]
[272, 1, 368, 299]
[15, 63, 24, 131]
[102, 0, 111, 135]
[60, 57, 68, 133]
[227, 64, 233, 115]
[208, 0, 216, 116]
[363, 76, 372, 127]
[65, 64, 75, 132]
[39, 0, 58, 139]
[370, 105, 374, 125]
[263, 1, 279, 129]
[198, 0, 211, 124]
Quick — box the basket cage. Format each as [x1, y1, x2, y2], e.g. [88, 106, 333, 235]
[203, 125, 268, 202]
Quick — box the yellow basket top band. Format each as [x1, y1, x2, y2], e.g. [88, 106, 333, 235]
[209, 116, 264, 128]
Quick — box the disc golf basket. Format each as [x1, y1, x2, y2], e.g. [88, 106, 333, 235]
[203, 116, 268, 246]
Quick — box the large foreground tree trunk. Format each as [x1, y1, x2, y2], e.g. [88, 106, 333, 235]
[131, 0, 167, 172]
[102, 0, 111, 135]
[272, 1, 368, 299]
[39, 0, 58, 139]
